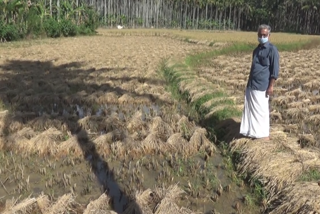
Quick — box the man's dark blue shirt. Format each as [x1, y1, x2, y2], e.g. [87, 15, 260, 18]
[247, 42, 279, 91]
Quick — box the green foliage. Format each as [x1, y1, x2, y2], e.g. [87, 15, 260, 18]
[44, 18, 61, 38]
[299, 168, 320, 182]
[0, 21, 20, 41]
[60, 19, 77, 37]
[0, 0, 99, 42]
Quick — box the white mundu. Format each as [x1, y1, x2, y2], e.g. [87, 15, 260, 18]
[240, 88, 270, 138]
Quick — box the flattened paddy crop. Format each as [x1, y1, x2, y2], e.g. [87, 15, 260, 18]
[0, 33, 259, 213]
[175, 40, 320, 213]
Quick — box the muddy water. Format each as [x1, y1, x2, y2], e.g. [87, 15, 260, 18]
[0, 105, 261, 214]
[0, 150, 259, 213]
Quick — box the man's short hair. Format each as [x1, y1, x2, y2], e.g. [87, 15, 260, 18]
[258, 24, 271, 34]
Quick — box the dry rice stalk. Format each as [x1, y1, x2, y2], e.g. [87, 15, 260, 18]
[150, 116, 174, 142]
[78, 116, 102, 132]
[270, 110, 283, 121]
[154, 184, 185, 201]
[97, 92, 119, 104]
[110, 141, 126, 157]
[231, 134, 305, 200]
[118, 94, 135, 104]
[153, 184, 191, 214]
[201, 97, 236, 109]
[2, 197, 37, 214]
[36, 194, 50, 214]
[287, 101, 305, 108]
[177, 116, 196, 140]
[2, 114, 25, 133]
[123, 189, 154, 214]
[29, 127, 64, 155]
[187, 86, 209, 99]
[5, 127, 37, 151]
[308, 105, 320, 113]
[285, 88, 303, 97]
[303, 80, 320, 91]
[272, 95, 295, 106]
[298, 134, 316, 148]
[57, 135, 83, 157]
[93, 133, 113, 146]
[285, 108, 309, 119]
[29, 115, 63, 131]
[139, 133, 173, 154]
[269, 182, 320, 214]
[46, 193, 74, 214]
[166, 133, 188, 151]
[127, 111, 146, 134]
[154, 199, 181, 214]
[204, 105, 235, 119]
[83, 194, 114, 214]
[188, 128, 216, 154]
[190, 89, 220, 104]
[307, 114, 320, 125]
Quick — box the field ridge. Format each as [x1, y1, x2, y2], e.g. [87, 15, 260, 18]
[161, 46, 320, 213]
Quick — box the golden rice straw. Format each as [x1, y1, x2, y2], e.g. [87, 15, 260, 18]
[78, 116, 101, 132]
[150, 116, 174, 141]
[307, 114, 320, 124]
[272, 95, 295, 106]
[177, 116, 196, 138]
[36, 194, 50, 214]
[110, 141, 126, 157]
[154, 184, 193, 214]
[118, 94, 135, 104]
[201, 97, 236, 109]
[46, 193, 74, 214]
[270, 110, 283, 121]
[287, 101, 305, 108]
[285, 108, 309, 119]
[285, 88, 303, 97]
[273, 87, 288, 95]
[2, 197, 37, 214]
[123, 189, 154, 214]
[231, 132, 305, 201]
[308, 104, 320, 113]
[303, 80, 320, 91]
[188, 127, 216, 154]
[29, 127, 63, 155]
[127, 111, 146, 134]
[57, 135, 83, 157]
[166, 133, 189, 151]
[298, 134, 316, 147]
[83, 194, 115, 214]
[269, 182, 320, 214]
[204, 105, 242, 120]
[190, 88, 221, 104]
[97, 92, 119, 104]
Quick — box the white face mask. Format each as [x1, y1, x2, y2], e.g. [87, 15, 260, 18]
[258, 37, 268, 44]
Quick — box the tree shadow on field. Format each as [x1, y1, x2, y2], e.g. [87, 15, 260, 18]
[0, 59, 169, 213]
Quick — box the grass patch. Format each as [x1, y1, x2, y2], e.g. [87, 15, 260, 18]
[185, 38, 320, 69]
[299, 168, 320, 182]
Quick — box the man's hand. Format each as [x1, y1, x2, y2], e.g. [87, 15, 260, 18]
[266, 85, 273, 97]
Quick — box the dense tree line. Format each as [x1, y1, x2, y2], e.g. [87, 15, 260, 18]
[88, 0, 319, 34]
[1, 0, 318, 41]
[0, 0, 99, 41]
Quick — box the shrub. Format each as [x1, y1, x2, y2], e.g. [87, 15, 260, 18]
[0, 21, 20, 42]
[44, 18, 61, 38]
[60, 19, 77, 37]
[77, 24, 94, 35]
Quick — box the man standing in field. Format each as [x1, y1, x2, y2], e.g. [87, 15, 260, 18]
[240, 24, 280, 140]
